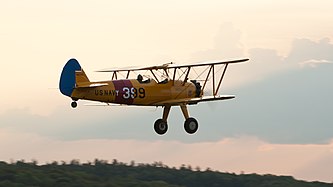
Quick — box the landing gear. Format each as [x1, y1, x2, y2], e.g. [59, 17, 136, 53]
[153, 105, 171, 135]
[180, 104, 199, 134]
[154, 119, 168, 135]
[184, 117, 198, 134]
[153, 104, 199, 135]
[71, 101, 77, 108]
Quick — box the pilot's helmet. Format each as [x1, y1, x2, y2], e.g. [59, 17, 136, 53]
[137, 74, 143, 81]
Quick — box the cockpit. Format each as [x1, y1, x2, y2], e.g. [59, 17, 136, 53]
[137, 74, 151, 84]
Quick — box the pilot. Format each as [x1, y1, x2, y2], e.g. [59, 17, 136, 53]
[137, 74, 143, 83]
[159, 78, 168, 84]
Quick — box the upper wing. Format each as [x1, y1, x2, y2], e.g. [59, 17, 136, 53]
[152, 95, 235, 106]
[96, 58, 249, 72]
[96, 64, 170, 72]
[168, 58, 249, 69]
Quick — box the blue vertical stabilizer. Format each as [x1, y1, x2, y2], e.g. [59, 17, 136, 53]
[59, 58, 82, 97]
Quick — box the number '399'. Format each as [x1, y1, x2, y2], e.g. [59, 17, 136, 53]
[122, 87, 145, 99]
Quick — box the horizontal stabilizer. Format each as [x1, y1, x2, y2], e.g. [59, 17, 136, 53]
[76, 82, 109, 88]
[84, 102, 121, 106]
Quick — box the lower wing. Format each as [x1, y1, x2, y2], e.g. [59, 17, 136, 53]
[153, 95, 235, 106]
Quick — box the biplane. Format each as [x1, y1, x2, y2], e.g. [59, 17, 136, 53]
[59, 58, 248, 135]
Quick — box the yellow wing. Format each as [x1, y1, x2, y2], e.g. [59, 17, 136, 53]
[97, 59, 249, 72]
[153, 95, 235, 106]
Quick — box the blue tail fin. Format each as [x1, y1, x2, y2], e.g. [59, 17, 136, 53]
[59, 58, 82, 97]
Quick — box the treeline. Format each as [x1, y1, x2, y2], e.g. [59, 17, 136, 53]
[0, 159, 331, 187]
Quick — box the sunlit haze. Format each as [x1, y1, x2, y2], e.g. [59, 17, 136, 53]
[0, 0, 333, 182]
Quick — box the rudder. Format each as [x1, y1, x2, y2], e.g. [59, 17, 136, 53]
[59, 58, 82, 97]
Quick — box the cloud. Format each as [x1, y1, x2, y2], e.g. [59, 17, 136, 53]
[243, 37, 333, 84]
[1, 24, 332, 145]
[285, 38, 333, 64]
[183, 25, 333, 144]
[189, 25, 333, 90]
[1, 35, 333, 145]
[0, 129, 332, 182]
[190, 22, 245, 60]
[1, 5, 332, 185]
[0, 106, 163, 141]
[299, 59, 332, 68]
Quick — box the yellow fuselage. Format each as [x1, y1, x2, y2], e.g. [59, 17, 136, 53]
[71, 79, 197, 106]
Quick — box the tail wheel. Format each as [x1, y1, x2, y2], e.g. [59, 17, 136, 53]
[184, 117, 198, 134]
[154, 119, 168, 135]
[71, 101, 77, 108]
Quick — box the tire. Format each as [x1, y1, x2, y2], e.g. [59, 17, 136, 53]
[71, 101, 77, 108]
[154, 119, 168, 135]
[184, 117, 198, 134]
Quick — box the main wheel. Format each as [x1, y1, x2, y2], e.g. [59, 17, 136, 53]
[154, 119, 168, 135]
[71, 101, 77, 108]
[184, 117, 198, 134]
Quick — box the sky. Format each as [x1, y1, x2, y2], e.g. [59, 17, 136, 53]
[0, 0, 333, 183]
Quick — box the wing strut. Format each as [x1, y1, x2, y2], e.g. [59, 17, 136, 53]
[172, 68, 177, 85]
[112, 72, 117, 80]
[199, 63, 230, 97]
[214, 63, 229, 96]
[212, 65, 215, 96]
[126, 70, 130, 79]
[150, 70, 159, 82]
[182, 67, 191, 86]
[200, 65, 213, 96]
